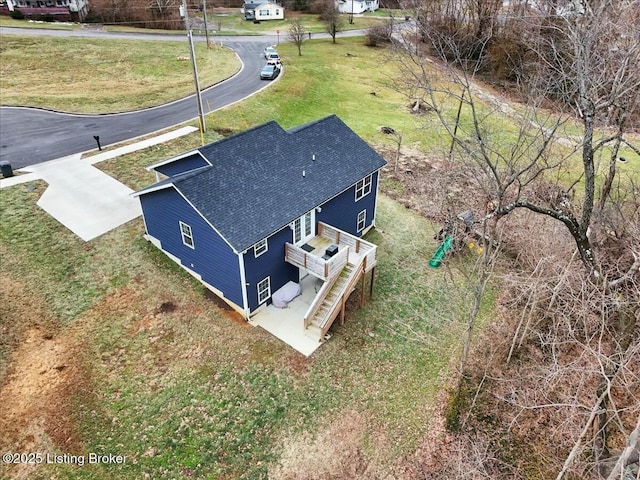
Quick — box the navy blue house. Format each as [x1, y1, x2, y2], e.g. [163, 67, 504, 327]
[133, 115, 386, 329]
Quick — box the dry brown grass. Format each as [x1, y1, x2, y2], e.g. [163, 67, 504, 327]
[271, 411, 388, 480]
[0, 36, 239, 113]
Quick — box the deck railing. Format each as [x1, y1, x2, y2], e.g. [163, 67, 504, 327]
[317, 222, 377, 272]
[316, 260, 365, 338]
[303, 272, 341, 329]
[284, 242, 349, 281]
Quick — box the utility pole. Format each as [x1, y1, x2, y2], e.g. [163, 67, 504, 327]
[180, 0, 207, 138]
[202, 0, 210, 48]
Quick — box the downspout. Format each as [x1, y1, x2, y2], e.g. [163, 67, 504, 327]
[238, 252, 250, 319]
[372, 169, 381, 227]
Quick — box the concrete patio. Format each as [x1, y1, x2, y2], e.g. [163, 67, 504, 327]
[249, 275, 326, 356]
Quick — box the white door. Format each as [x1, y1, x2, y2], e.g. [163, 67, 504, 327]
[293, 210, 315, 246]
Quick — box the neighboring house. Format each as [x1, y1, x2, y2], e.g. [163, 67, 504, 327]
[336, 0, 378, 14]
[2, 0, 89, 21]
[241, 1, 284, 21]
[133, 115, 386, 344]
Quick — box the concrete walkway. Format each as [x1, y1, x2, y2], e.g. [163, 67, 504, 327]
[0, 126, 197, 241]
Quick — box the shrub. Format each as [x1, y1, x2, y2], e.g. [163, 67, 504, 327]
[9, 8, 25, 19]
[365, 22, 393, 47]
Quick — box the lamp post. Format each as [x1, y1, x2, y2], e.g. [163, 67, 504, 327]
[180, 0, 207, 139]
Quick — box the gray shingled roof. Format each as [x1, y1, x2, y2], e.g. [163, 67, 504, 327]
[140, 115, 386, 252]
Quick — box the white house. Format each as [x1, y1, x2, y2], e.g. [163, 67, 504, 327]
[336, 0, 378, 14]
[4, 0, 89, 20]
[241, 1, 284, 21]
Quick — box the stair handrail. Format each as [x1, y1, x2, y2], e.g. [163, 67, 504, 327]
[318, 260, 365, 336]
[303, 272, 341, 329]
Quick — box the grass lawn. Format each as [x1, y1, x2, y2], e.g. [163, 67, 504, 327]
[194, 9, 397, 35]
[0, 141, 483, 477]
[0, 36, 239, 113]
[1, 26, 636, 480]
[0, 16, 80, 29]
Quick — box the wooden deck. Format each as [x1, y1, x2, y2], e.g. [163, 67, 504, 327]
[284, 222, 378, 343]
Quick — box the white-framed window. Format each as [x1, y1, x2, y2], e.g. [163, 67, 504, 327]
[257, 277, 271, 304]
[293, 217, 302, 244]
[355, 174, 372, 201]
[304, 211, 312, 237]
[292, 210, 315, 245]
[259, 8, 269, 15]
[179, 221, 194, 249]
[254, 238, 268, 258]
[357, 209, 367, 232]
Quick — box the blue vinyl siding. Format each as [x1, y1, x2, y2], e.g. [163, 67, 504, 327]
[139, 188, 243, 308]
[317, 171, 379, 236]
[155, 154, 209, 178]
[242, 226, 298, 313]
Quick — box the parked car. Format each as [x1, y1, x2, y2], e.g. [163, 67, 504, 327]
[266, 52, 281, 64]
[260, 63, 281, 80]
[263, 47, 277, 59]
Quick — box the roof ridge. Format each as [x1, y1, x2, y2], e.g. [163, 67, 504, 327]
[198, 120, 284, 157]
[286, 114, 338, 134]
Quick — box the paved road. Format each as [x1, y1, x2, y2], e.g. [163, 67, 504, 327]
[0, 27, 277, 168]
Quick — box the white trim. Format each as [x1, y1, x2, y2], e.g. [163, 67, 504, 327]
[253, 238, 268, 257]
[173, 188, 239, 253]
[292, 210, 315, 245]
[146, 232, 247, 317]
[372, 170, 380, 227]
[238, 252, 250, 318]
[355, 174, 373, 201]
[132, 165, 211, 197]
[179, 221, 195, 249]
[357, 209, 366, 232]
[145, 149, 210, 172]
[257, 276, 271, 305]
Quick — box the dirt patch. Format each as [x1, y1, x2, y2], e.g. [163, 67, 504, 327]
[270, 411, 384, 480]
[203, 288, 247, 325]
[0, 276, 58, 379]
[0, 323, 87, 479]
[378, 147, 486, 225]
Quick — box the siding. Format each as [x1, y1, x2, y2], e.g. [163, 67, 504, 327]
[242, 226, 298, 313]
[139, 187, 243, 308]
[316, 171, 379, 236]
[155, 154, 209, 178]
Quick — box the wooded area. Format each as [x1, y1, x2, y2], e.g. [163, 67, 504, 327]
[393, 0, 639, 477]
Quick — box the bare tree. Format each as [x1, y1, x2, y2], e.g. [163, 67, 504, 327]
[391, 0, 640, 477]
[395, 0, 640, 285]
[319, 0, 344, 44]
[288, 16, 306, 56]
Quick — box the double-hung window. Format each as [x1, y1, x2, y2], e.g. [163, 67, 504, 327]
[257, 277, 271, 304]
[357, 210, 367, 232]
[180, 221, 194, 249]
[254, 239, 268, 258]
[355, 175, 372, 201]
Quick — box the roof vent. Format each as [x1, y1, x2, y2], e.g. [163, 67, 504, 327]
[302, 170, 306, 177]
[312, 154, 316, 161]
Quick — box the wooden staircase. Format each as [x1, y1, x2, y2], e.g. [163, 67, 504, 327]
[303, 259, 365, 341]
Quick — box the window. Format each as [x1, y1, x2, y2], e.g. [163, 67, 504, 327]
[304, 211, 312, 237]
[179, 221, 194, 249]
[355, 175, 372, 201]
[257, 277, 271, 304]
[293, 217, 302, 244]
[357, 210, 367, 232]
[292, 210, 315, 245]
[259, 8, 269, 15]
[254, 238, 268, 258]
[275, 8, 280, 14]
